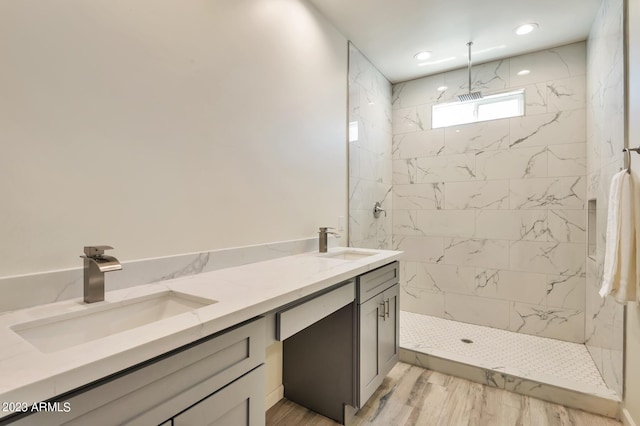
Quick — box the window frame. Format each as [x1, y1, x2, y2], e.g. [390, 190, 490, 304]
[431, 89, 525, 129]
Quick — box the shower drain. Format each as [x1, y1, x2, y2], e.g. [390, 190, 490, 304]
[461, 338, 474, 344]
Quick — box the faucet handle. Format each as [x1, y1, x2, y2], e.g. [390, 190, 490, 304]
[319, 227, 340, 238]
[84, 245, 114, 257]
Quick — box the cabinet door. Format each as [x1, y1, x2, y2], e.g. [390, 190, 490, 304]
[358, 284, 400, 408]
[173, 365, 265, 426]
[378, 284, 399, 378]
[358, 292, 384, 406]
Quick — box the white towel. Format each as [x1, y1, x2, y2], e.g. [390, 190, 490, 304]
[599, 169, 638, 302]
[600, 170, 624, 298]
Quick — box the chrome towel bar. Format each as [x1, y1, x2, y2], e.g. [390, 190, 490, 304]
[623, 147, 640, 173]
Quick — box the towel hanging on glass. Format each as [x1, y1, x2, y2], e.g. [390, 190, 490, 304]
[600, 146, 640, 303]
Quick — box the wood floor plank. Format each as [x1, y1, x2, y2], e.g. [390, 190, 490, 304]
[426, 370, 451, 386]
[410, 382, 448, 426]
[436, 376, 474, 425]
[463, 382, 485, 426]
[523, 396, 554, 426]
[567, 407, 623, 426]
[543, 399, 572, 425]
[472, 385, 528, 426]
[368, 365, 430, 424]
[265, 362, 622, 426]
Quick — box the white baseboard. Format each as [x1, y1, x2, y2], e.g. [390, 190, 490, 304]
[623, 408, 638, 426]
[265, 384, 284, 410]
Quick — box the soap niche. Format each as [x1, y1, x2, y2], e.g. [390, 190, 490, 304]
[588, 199, 596, 260]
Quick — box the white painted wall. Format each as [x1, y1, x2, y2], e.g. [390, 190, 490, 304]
[624, 0, 640, 423]
[0, 0, 348, 277]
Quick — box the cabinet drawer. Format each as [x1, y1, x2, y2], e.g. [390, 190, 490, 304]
[173, 365, 265, 426]
[277, 280, 354, 341]
[12, 318, 265, 426]
[357, 262, 398, 303]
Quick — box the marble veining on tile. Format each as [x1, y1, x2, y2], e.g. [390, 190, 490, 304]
[416, 153, 476, 183]
[475, 146, 547, 180]
[509, 302, 584, 342]
[443, 120, 510, 154]
[393, 183, 443, 210]
[392, 130, 444, 159]
[510, 109, 586, 149]
[348, 43, 393, 250]
[510, 177, 585, 210]
[444, 180, 510, 210]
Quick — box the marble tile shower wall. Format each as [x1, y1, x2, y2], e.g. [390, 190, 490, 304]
[348, 43, 393, 249]
[585, 0, 624, 396]
[392, 42, 587, 343]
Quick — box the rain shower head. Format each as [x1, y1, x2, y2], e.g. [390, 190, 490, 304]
[458, 41, 483, 102]
[458, 91, 483, 102]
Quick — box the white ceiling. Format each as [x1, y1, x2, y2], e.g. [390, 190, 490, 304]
[308, 0, 603, 83]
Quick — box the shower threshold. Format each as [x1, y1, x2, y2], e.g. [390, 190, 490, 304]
[399, 311, 621, 418]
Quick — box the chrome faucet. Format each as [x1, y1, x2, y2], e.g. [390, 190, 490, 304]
[81, 245, 122, 303]
[318, 227, 340, 253]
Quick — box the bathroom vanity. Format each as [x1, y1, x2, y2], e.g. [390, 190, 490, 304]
[0, 248, 401, 425]
[281, 262, 399, 423]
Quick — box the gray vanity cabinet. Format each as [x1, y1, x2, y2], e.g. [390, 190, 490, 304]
[9, 318, 266, 426]
[281, 262, 399, 425]
[356, 262, 399, 408]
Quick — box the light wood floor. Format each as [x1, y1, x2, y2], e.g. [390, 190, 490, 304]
[266, 362, 621, 426]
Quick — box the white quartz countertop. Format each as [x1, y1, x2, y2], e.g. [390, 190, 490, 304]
[0, 247, 401, 417]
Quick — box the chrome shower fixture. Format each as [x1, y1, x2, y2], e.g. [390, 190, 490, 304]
[458, 41, 483, 102]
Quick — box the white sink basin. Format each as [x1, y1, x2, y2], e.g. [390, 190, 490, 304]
[320, 250, 376, 261]
[11, 291, 217, 353]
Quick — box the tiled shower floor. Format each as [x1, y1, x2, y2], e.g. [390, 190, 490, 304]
[400, 311, 608, 390]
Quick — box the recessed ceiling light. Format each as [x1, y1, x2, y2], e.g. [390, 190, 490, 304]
[514, 23, 538, 35]
[517, 69, 531, 76]
[437, 86, 448, 92]
[414, 51, 432, 61]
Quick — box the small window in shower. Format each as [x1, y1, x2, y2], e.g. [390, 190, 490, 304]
[431, 89, 525, 129]
[588, 199, 597, 260]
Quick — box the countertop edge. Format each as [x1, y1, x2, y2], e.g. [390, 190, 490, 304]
[0, 248, 401, 418]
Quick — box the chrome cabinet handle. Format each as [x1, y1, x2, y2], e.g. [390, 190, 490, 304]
[379, 299, 390, 321]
